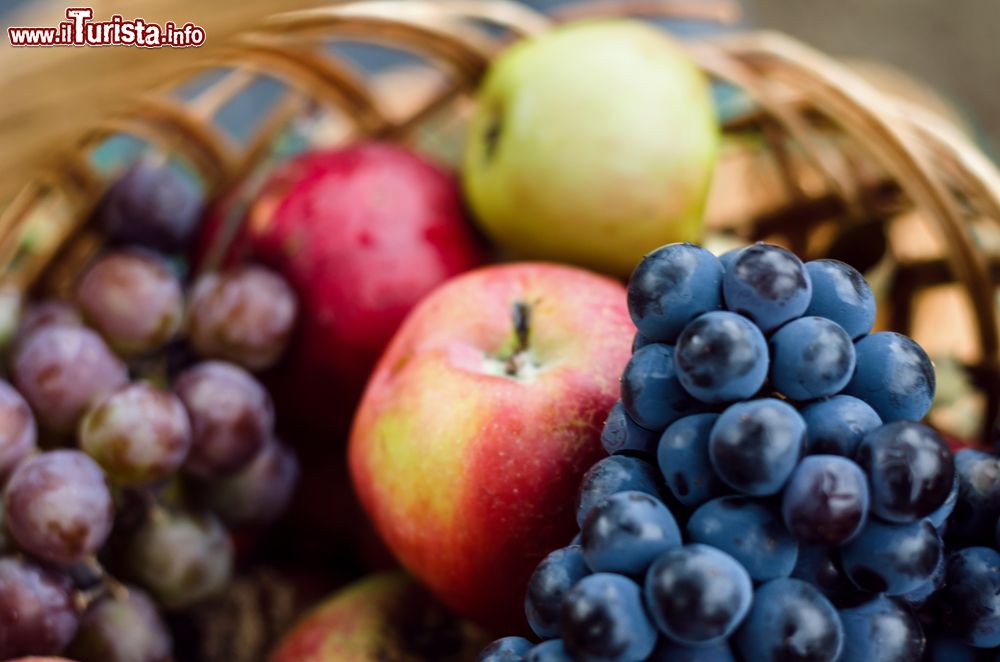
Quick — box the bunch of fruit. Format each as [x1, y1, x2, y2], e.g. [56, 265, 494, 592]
[0, 168, 301, 661]
[475, 241, 994, 661]
[5, 7, 996, 662]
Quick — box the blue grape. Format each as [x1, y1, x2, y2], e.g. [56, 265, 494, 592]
[722, 243, 812, 332]
[803, 259, 876, 339]
[800, 395, 881, 457]
[948, 449, 1000, 542]
[673, 311, 768, 404]
[843, 332, 935, 422]
[627, 243, 724, 343]
[560, 573, 657, 661]
[840, 518, 941, 595]
[768, 317, 855, 401]
[790, 543, 860, 603]
[621, 344, 704, 430]
[644, 543, 752, 647]
[576, 455, 663, 527]
[708, 398, 805, 496]
[781, 455, 868, 544]
[687, 496, 798, 581]
[899, 549, 945, 608]
[855, 421, 954, 523]
[525, 545, 589, 640]
[735, 578, 843, 662]
[601, 401, 660, 456]
[657, 413, 726, 508]
[580, 491, 681, 576]
[924, 636, 978, 662]
[837, 597, 925, 661]
[939, 547, 1000, 648]
[718, 247, 743, 272]
[478, 636, 534, 661]
[652, 640, 735, 661]
[525, 639, 572, 662]
[632, 333, 652, 353]
[928, 473, 958, 530]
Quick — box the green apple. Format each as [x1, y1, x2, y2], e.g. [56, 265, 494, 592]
[463, 19, 719, 276]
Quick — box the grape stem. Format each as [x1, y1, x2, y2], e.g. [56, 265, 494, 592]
[70, 555, 127, 610]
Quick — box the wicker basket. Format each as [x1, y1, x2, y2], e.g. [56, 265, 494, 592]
[1, 0, 999, 442]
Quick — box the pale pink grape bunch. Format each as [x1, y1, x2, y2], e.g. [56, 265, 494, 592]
[0, 238, 300, 661]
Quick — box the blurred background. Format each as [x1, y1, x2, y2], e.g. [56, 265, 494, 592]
[743, 0, 999, 153]
[1, 0, 998, 179]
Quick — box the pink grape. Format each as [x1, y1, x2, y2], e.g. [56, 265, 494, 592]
[0, 502, 11, 554]
[188, 265, 298, 371]
[197, 438, 300, 527]
[173, 361, 274, 478]
[10, 299, 82, 360]
[4, 450, 114, 563]
[0, 557, 80, 658]
[76, 250, 183, 356]
[80, 382, 191, 486]
[0, 379, 36, 485]
[94, 157, 204, 253]
[66, 585, 171, 662]
[126, 510, 233, 609]
[13, 325, 127, 434]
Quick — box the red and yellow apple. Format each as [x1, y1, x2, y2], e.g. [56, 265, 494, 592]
[270, 572, 486, 662]
[348, 263, 633, 630]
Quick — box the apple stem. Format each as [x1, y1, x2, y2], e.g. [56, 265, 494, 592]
[505, 301, 531, 376]
[483, 109, 503, 164]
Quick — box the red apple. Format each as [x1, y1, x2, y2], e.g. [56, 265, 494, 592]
[269, 572, 486, 662]
[348, 263, 633, 630]
[247, 143, 487, 435]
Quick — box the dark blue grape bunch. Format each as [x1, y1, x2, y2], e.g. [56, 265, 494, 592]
[479, 242, 960, 662]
